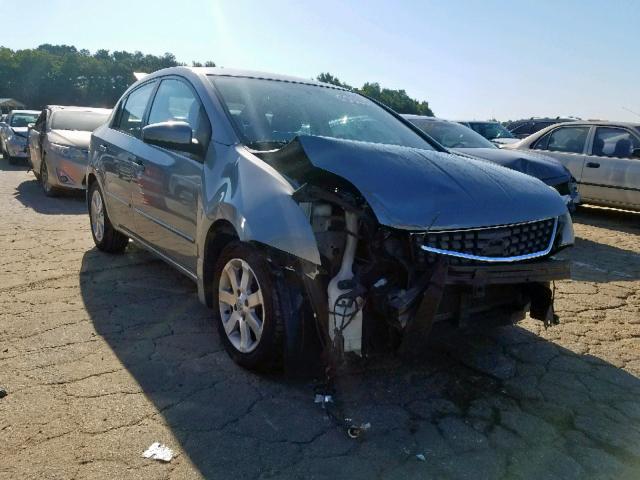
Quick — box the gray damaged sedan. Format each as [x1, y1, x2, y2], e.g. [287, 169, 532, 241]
[86, 67, 574, 371]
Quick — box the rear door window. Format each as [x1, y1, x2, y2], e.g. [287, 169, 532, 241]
[592, 127, 640, 158]
[114, 82, 156, 138]
[535, 126, 589, 153]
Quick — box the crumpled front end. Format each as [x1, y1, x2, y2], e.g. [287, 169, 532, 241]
[255, 135, 574, 363]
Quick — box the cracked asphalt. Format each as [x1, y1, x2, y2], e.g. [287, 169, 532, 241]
[1, 157, 640, 479]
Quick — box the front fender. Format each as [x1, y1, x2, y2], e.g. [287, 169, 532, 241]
[198, 143, 321, 266]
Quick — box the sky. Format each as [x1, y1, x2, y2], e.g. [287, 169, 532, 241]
[1, 0, 639, 122]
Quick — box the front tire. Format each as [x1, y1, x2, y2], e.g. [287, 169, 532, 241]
[88, 182, 129, 253]
[40, 157, 58, 197]
[212, 242, 285, 371]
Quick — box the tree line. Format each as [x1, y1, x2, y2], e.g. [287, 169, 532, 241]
[317, 73, 434, 116]
[0, 45, 433, 115]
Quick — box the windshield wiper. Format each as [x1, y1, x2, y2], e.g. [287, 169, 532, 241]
[245, 140, 290, 151]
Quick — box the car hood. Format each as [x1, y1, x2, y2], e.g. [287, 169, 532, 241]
[260, 135, 567, 230]
[48, 129, 91, 149]
[10, 127, 29, 137]
[453, 147, 571, 186]
[491, 137, 520, 146]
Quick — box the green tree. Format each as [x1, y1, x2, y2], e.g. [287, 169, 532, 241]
[316, 73, 434, 116]
[0, 45, 216, 109]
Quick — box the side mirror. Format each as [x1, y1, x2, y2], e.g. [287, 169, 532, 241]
[633, 148, 640, 159]
[142, 121, 194, 153]
[28, 123, 35, 129]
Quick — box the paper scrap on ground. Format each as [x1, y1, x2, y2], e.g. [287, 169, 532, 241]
[142, 442, 174, 462]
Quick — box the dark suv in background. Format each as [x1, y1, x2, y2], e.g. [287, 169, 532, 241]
[507, 117, 577, 139]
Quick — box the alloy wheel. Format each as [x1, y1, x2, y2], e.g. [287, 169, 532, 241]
[90, 188, 105, 242]
[41, 160, 51, 193]
[218, 258, 265, 353]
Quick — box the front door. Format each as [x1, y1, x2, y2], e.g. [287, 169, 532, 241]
[532, 125, 590, 193]
[28, 110, 47, 172]
[132, 77, 210, 274]
[581, 126, 640, 208]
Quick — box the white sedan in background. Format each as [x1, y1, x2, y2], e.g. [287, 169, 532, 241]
[0, 110, 40, 164]
[504, 121, 640, 211]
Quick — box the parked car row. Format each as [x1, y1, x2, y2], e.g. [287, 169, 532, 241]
[4, 67, 633, 373]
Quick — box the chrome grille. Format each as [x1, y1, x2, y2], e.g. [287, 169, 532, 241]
[418, 218, 557, 263]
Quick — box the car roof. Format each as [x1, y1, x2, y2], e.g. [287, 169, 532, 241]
[142, 66, 350, 90]
[8, 110, 40, 115]
[456, 120, 501, 124]
[546, 120, 640, 128]
[46, 105, 112, 114]
[401, 115, 453, 123]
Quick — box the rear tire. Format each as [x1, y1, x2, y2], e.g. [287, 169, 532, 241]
[212, 242, 286, 371]
[88, 182, 129, 253]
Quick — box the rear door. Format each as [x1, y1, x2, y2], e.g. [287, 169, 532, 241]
[580, 126, 640, 208]
[97, 81, 157, 231]
[532, 125, 590, 189]
[132, 76, 210, 273]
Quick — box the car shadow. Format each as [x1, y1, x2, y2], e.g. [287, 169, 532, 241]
[574, 205, 640, 235]
[561, 207, 640, 283]
[13, 178, 86, 215]
[80, 248, 640, 479]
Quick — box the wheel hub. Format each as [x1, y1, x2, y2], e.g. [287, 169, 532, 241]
[218, 258, 265, 353]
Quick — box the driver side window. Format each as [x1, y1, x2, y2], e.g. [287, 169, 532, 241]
[534, 127, 589, 154]
[147, 78, 211, 160]
[34, 111, 46, 132]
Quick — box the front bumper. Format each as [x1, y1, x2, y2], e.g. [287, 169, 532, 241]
[431, 258, 570, 326]
[445, 258, 570, 286]
[6, 138, 29, 157]
[46, 150, 88, 190]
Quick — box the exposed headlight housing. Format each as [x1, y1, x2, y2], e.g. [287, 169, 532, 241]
[50, 143, 87, 161]
[557, 211, 575, 249]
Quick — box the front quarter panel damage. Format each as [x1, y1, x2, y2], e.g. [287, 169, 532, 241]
[198, 143, 321, 267]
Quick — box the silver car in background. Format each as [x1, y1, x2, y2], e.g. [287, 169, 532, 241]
[28, 106, 111, 196]
[0, 110, 40, 164]
[505, 121, 640, 211]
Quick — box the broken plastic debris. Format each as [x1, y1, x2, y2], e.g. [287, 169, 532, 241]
[142, 442, 174, 462]
[347, 422, 371, 439]
[314, 394, 333, 405]
[416, 453, 426, 462]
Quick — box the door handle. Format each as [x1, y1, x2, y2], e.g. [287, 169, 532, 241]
[128, 156, 145, 170]
[586, 162, 600, 168]
[97, 144, 107, 152]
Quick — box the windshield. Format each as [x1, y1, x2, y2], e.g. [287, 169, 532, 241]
[10, 113, 39, 127]
[410, 119, 496, 149]
[51, 110, 110, 131]
[467, 122, 515, 140]
[210, 76, 435, 151]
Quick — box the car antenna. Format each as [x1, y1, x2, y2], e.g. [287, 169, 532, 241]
[622, 106, 640, 119]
